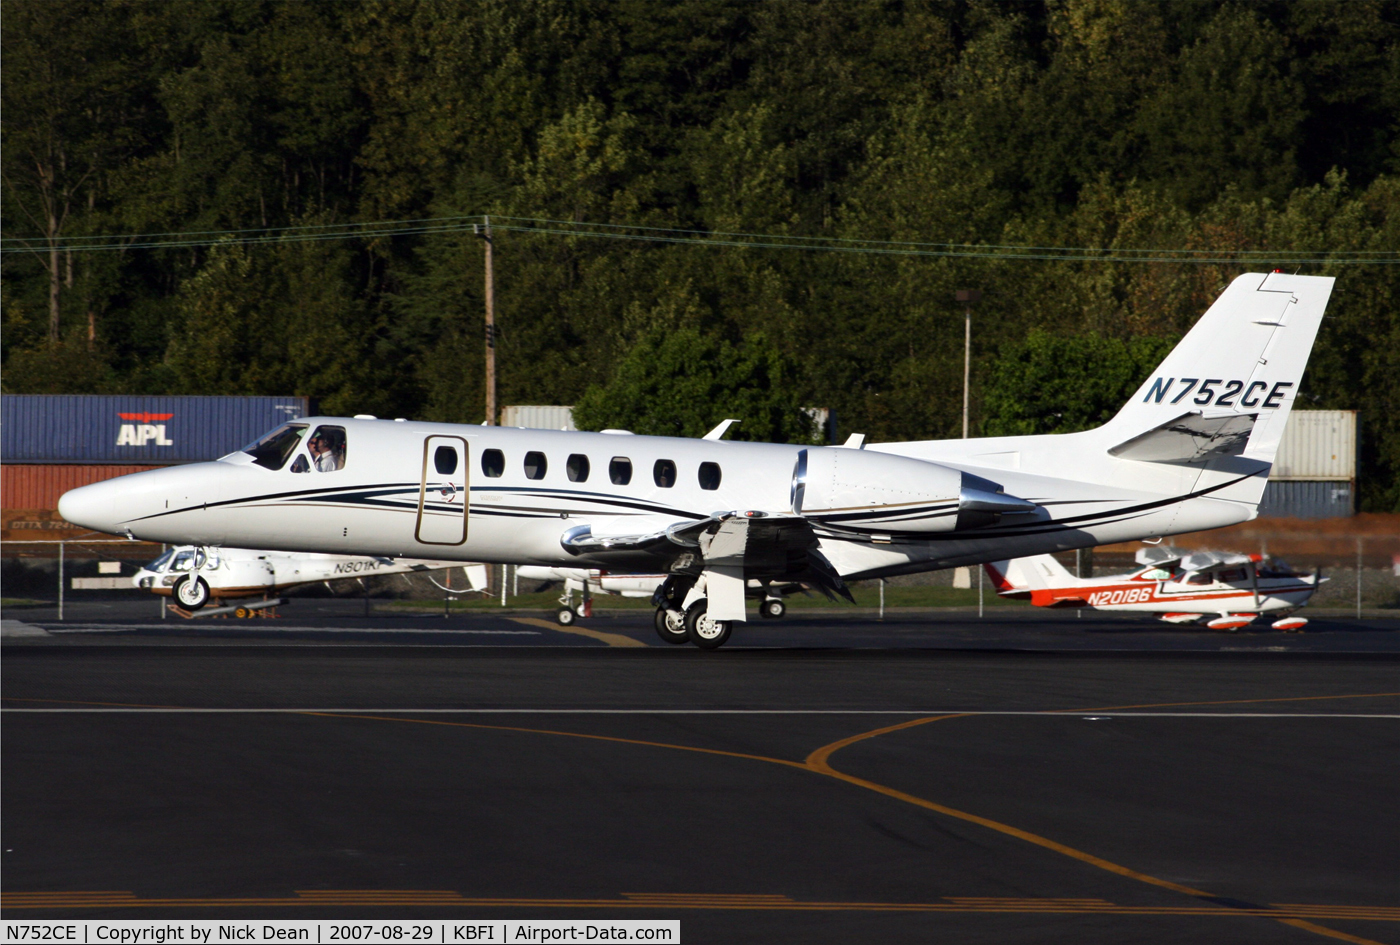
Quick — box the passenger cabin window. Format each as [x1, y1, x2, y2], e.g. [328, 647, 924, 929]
[308, 425, 346, 472]
[434, 445, 458, 475]
[1218, 568, 1247, 583]
[481, 449, 505, 478]
[609, 457, 633, 485]
[698, 462, 721, 491]
[1186, 573, 1213, 586]
[567, 454, 590, 482]
[524, 451, 548, 480]
[243, 424, 307, 470]
[653, 459, 677, 488]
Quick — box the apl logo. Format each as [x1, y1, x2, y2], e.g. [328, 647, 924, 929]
[116, 412, 174, 447]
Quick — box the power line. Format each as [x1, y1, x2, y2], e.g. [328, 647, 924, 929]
[2, 214, 1395, 265]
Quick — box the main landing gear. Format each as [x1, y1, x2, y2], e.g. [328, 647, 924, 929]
[684, 599, 731, 650]
[653, 606, 688, 644]
[653, 575, 731, 649]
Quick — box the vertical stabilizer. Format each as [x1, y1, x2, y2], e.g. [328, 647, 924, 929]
[1103, 272, 1334, 470]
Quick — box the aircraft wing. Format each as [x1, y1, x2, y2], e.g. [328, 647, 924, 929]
[1107, 411, 1257, 464]
[560, 511, 853, 606]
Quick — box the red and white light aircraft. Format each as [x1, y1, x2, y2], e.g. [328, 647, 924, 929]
[984, 548, 1324, 630]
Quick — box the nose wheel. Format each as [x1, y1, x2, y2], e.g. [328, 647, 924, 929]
[685, 600, 731, 649]
[173, 575, 210, 610]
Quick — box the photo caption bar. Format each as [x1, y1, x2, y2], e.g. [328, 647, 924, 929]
[0, 921, 679, 944]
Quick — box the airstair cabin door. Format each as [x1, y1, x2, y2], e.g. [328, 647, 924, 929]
[416, 436, 469, 545]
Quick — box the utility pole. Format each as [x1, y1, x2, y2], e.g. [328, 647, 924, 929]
[955, 290, 982, 438]
[476, 217, 497, 426]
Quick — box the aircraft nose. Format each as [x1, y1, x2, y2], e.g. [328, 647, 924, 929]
[58, 464, 225, 541]
[58, 479, 122, 535]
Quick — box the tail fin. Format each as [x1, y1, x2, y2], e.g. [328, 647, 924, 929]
[986, 555, 1077, 593]
[1103, 272, 1334, 467]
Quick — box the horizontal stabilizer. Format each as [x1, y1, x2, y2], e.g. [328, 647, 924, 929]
[1108, 411, 1255, 464]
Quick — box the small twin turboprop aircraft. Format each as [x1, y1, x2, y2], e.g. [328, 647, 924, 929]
[134, 545, 485, 613]
[58, 272, 1333, 648]
[984, 548, 1323, 631]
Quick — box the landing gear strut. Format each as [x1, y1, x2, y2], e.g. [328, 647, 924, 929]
[556, 578, 592, 625]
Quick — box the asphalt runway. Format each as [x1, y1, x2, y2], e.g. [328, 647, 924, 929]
[3, 609, 1399, 944]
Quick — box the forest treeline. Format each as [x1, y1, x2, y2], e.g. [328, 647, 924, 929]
[2, 1, 1398, 508]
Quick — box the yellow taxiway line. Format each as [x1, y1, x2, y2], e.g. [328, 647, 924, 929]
[508, 616, 647, 647]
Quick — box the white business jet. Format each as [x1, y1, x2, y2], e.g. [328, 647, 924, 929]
[59, 272, 1333, 648]
[133, 545, 487, 613]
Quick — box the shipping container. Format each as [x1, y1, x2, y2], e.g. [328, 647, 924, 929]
[500, 405, 576, 431]
[2, 464, 161, 509]
[2, 395, 308, 464]
[1272, 410, 1356, 480]
[1258, 480, 1354, 519]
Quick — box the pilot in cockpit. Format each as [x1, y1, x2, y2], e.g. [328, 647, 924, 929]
[310, 426, 345, 471]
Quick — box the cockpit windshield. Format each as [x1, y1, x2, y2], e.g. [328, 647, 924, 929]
[146, 550, 175, 573]
[243, 424, 308, 470]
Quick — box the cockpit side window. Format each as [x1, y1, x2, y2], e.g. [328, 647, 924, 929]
[172, 549, 197, 572]
[308, 425, 347, 472]
[243, 424, 308, 470]
[147, 550, 175, 573]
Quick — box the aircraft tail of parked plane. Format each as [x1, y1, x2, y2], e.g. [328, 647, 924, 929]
[58, 272, 1335, 647]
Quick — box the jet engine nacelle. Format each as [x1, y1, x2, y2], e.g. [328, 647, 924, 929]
[791, 448, 1039, 533]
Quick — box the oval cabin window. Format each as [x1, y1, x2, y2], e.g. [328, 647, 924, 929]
[434, 445, 458, 475]
[481, 449, 505, 478]
[567, 454, 590, 482]
[609, 457, 633, 485]
[524, 451, 548, 480]
[698, 462, 721, 490]
[653, 459, 677, 488]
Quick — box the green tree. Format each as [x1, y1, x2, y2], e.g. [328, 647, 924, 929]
[166, 234, 377, 414]
[573, 326, 817, 443]
[1, 0, 153, 341]
[982, 330, 1177, 437]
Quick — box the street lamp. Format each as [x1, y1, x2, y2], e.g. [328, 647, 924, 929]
[954, 289, 982, 438]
